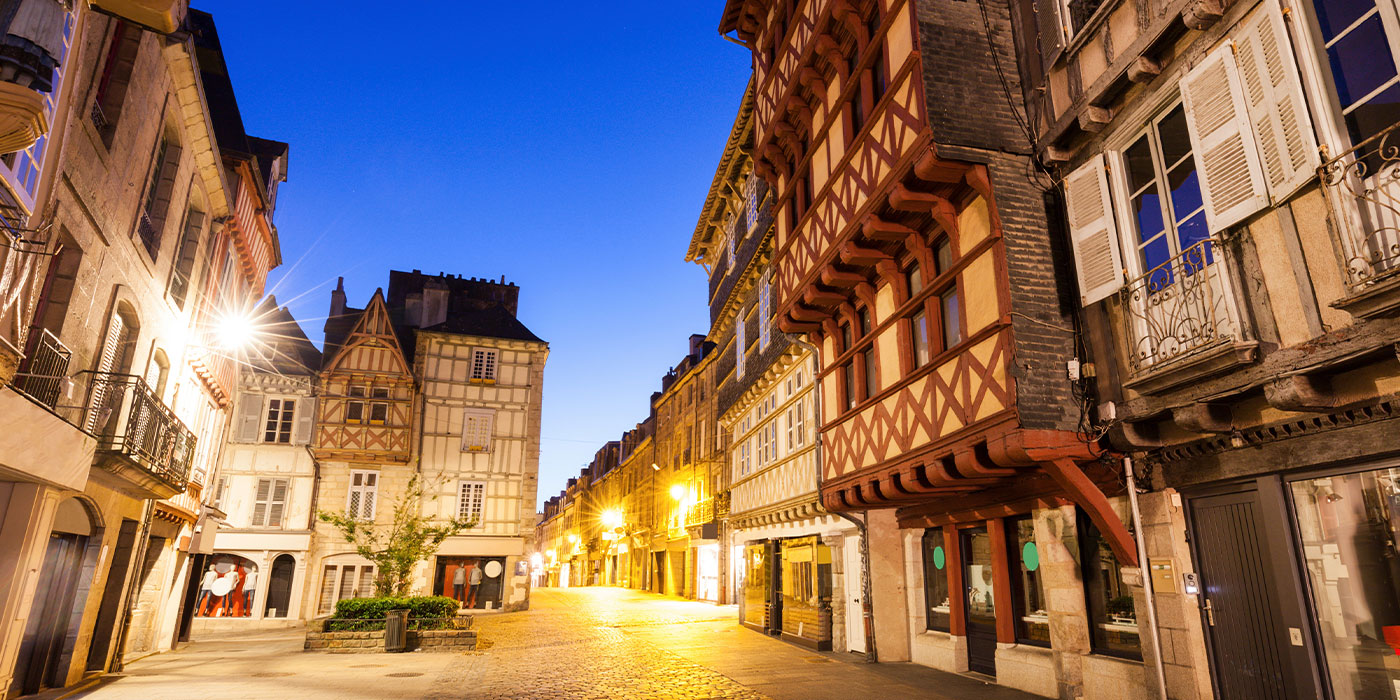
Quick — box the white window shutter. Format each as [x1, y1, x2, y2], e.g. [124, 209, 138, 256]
[236, 394, 262, 443]
[292, 398, 315, 444]
[252, 478, 271, 526]
[1233, 2, 1319, 201]
[1063, 154, 1125, 306]
[268, 479, 287, 527]
[1180, 42, 1270, 231]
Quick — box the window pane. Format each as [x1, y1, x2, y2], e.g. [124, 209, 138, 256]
[1166, 162, 1203, 224]
[907, 265, 924, 297]
[843, 362, 857, 410]
[1009, 517, 1050, 645]
[1081, 509, 1142, 658]
[1124, 136, 1156, 193]
[1344, 80, 1400, 148]
[1141, 233, 1172, 278]
[859, 308, 873, 337]
[1157, 106, 1194, 168]
[1132, 187, 1166, 247]
[912, 311, 931, 367]
[1292, 468, 1400, 700]
[940, 288, 961, 349]
[1327, 16, 1399, 109]
[922, 528, 950, 631]
[862, 347, 877, 399]
[1176, 213, 1211, 260]
[935, 239, 953, 274]
[1313, 0, 1380, 42]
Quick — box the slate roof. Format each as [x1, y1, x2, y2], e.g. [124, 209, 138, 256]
[247, 297, 320, 375]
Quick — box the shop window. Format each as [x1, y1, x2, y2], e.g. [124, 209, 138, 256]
[1291, 468, 1400, 699]
[1079, 508, 1142, 658]
[1007, 516, 1051, 646]
[195, 555, 258, 618]
[922, 528, 951, 631]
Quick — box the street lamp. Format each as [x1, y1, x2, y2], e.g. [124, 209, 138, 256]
[601, 508, 624, 530]
[669, 483, 686, 501]
[213, 310, 258, 351]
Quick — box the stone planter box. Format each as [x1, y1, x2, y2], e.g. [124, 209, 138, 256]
[304, 615, 476, 653]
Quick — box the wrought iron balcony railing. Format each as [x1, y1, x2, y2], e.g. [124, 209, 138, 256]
[12, 328, 70, 409]
[685, 498, 715, 528]
[1119, 238, 1248, 375]
[1319, 120, 1400, 291]
[136, 210, 159, 258]
[84, 371, 194, 493]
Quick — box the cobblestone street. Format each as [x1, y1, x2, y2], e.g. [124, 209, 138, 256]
[74, 588, 1037, 700]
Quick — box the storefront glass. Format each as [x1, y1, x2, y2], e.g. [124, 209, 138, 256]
[1008, 516, 1051, 645]
[1292, 469, 1400, 700]
[1079, 506, 1141, 658]
[196, 554, 257, 617]
[921, 527, 950, 631]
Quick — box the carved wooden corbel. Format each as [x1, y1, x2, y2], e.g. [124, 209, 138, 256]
[802, 284, 846, 308]
[1109, 420, 1162, 449]
[1077, 105, 1114, 134]
[1171, 403, 1233, 433]
[914, 149, 971, 184]
[1264, 374, 1339, 412]
[1127, 56, 1162, 83]
[821, 266, 865, 288]
[863, 216, 917, 242]
[1181, 0, 1225, 30]
[839, 241, 891, 266]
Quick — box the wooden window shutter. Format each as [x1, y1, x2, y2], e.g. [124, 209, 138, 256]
[1064, 154, 1125, 306]
[148, 140, 183, 229]
[267, 479, 287, 527]
[1035, 0, 1064, 71]
[236, 394, 262, 443]
[252, 478, 271, 527]
[1233, 2, 1319, 201]
[292, 398, 315, 444]
[1180, 41, 1270, 232]
[168, 209, 204, 307]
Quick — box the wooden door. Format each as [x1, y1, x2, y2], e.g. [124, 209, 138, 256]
[961, 526, 997, 676]
[13, 533, 86, 694]
[844, 536, 865, 653]
[1190, 489, 1310, 699]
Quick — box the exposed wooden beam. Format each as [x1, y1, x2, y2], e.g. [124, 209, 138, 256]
[839, 241, 891, 266]
[802, 284, 847, 308]
[1171, 402, 1233, 433]
[913, 149, 971, 184]
[821, 266, 866, 288]
[1043, 458, 1139, 567]
[862, 216, 917, 242]
[1264, 374, 1339, 412]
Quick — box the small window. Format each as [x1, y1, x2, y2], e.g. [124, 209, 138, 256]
[462, 409, 494, 452]
[907, 265, 924, 297]
[1008, 516, 1051, 646]
[347, 470, 378, 521]
[736, 316, 747, 378]
[911, 311, 931, 367]
[263, 398, 295, 443]
[458, 481, 486, 524]
[346, 386, 365, 424]
[251, 478, 288, 528]
[368, 387, 389, 424]
[470, 348, 499, 382]
[922, 528, 951, 631]
[758, 280, 772, 350]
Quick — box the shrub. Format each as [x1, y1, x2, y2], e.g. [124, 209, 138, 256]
[333, 595, 459, 621]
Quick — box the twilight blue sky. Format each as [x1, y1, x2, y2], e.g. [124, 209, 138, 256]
[197, 2, 751, 508]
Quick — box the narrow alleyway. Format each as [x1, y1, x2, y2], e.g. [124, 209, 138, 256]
[73, 588, 1039, 700]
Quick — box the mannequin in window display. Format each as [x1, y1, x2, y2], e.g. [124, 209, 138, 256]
[241, 566, 257, 617]
[467, 562, 482, 608]
[452, 564, 466, 604]
[197, 565, 218, 615]
[0, 0, 67, 91]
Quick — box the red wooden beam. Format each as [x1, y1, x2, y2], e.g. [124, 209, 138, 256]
[821, 266, 866, 288]
[945, 527, 966, 636]
[987, 517, 1016, 644]
[1044, 458, 1139, 567]
[863, 216, 917, 242]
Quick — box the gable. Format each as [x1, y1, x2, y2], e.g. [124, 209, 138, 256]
[321, 291, 412, 378]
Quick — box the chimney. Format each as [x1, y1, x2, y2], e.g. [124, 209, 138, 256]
[330, 277, 346, 317]
[689, 333, 706, 358]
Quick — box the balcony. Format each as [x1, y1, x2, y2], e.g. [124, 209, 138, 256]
[0, 81, 47, 155]
[84, 372, 195, 499]
[1119, 238, 1257, 394]
[12, 329, 71, 409]
[684, 498, 715, 528]
[1319, 120, 1400, 317]
[90, 0, 185, 33]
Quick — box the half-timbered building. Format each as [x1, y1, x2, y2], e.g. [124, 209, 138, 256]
[387, 270, 547, 612]
[718, 0, 1148, 694]
[688, 82, 858, 651]
[308, 281, 415, 615]
[1010, 0, 1400, 694]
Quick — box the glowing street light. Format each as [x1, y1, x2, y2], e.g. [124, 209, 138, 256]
[601, 508, 624, 529]
[213, 310, 258, 351]
[670, 484, 686, 501]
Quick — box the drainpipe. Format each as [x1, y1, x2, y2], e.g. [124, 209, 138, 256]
[1124, 457, 1169, 700]
[789, 335, 876, 663]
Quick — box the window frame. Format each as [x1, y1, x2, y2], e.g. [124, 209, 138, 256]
[1077, 507, 1143, 660]
[347, 470, 378, 521]
[461, 408, 495, 452]
[263, 397, 296, 444]
[345, 385, 366, 424]
[922, 527, 951, 632]
[457, 480, 486, 525]
[469, 348, 499, 383]
[1006, 515, 1053, 647]
[251, 477, 289, 529]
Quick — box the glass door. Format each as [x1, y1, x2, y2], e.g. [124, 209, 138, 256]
[962, 526, 997, 676]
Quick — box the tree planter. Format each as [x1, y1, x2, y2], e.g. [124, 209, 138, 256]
[304, 615, 477, 654]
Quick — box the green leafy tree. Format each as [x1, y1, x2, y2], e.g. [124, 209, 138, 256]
[317, 475, 472, 597]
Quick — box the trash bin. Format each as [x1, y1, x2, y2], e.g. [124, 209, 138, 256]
[384, 609, 409, 652]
